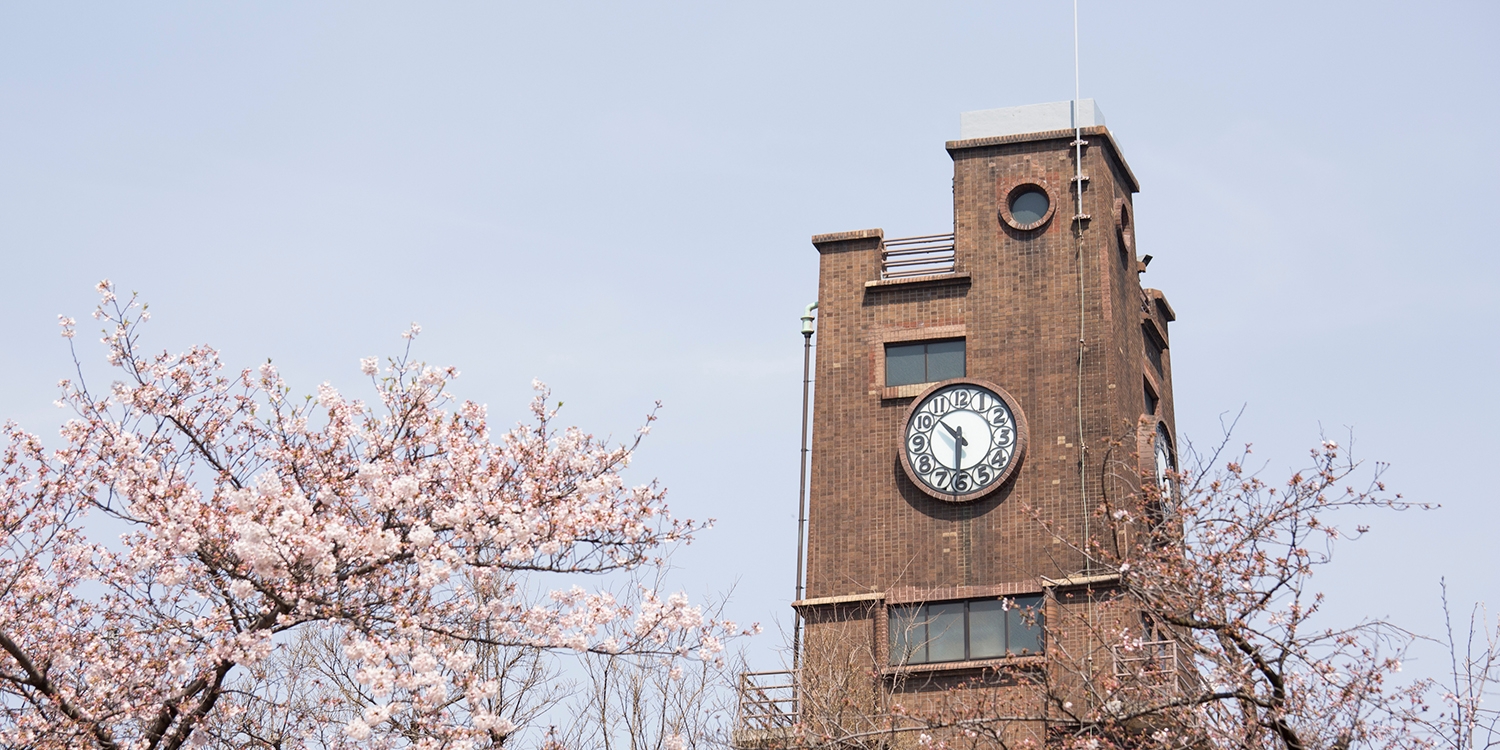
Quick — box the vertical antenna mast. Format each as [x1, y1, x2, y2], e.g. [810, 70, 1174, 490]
[1072, 0, 1090, 568]
[1073, 0, 1083, 201]
[1071, 0, 1100, 695]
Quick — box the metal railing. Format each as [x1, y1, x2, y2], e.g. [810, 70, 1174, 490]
[733, 670, 799, 747]
[1111, 639, 1190, 697]
[880, 233, 955, 280]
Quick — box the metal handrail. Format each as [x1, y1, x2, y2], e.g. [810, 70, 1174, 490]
[735, 669, 800, 732]
[1112, 639, 1176, 675]
[1111, 638, 1197, 701]
[880, 233, 955, 280]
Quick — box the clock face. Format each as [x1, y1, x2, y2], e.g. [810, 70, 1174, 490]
[901, 381, 1026, 501]
[1153, 423, 1174, 494]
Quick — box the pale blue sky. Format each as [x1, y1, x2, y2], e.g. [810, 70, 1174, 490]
[2, 2, 1495, 679]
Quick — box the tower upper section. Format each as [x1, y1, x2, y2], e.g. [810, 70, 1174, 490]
[802, 101, 1175, 602]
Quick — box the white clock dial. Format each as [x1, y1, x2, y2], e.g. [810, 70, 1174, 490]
[1153, 423, 1174, 494]
[903, 382, 1019, 498]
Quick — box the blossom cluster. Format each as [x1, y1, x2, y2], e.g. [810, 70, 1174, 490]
[0, 283, 734, 749]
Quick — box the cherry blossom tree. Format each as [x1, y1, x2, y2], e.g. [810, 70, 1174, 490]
[1394, 585, 1500, 750]
[1053, 435, 1429, 750]
[753, 429, 1460, 750]
[0, 282, 739, 749]
[553, 592, 744, 750]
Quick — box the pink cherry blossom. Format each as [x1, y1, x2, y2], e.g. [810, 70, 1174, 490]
[0, 283, 733, 749]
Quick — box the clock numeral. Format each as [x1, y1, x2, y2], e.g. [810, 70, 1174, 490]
[953, 472, 972, 493]
[916, 455, 933, 474]
[988, 448, 1010, 469]
[908, 434, 928, 454]
[930, 468, 951, 488]
[973, 464, 993, 485]
[952, 390, 970, 409]
[929, 396, 951, 415]
[917, 414, 935, 431]
[988, 407, 1010, 427]
[993, 427, 1014, 448]
[972, 393, 989, 411]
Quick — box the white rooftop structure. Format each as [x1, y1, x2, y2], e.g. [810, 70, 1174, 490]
[959, 99, 1105, 140]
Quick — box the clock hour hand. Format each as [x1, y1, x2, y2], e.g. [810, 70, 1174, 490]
[952, 424, 965, 480]
[939, 420, 969, 446]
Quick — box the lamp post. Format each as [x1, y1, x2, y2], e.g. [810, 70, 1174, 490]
[792, 301, 817, 671]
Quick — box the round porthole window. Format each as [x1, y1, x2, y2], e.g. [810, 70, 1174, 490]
[1011, 190, 1049, 224]
[999, 182, 1056, 231]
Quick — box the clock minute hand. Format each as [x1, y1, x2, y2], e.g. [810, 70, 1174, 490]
[953, 424, 966, 477]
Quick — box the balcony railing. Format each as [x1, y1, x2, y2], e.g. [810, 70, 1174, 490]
[880, 233, 955, 280]
[1111, 639, 1193, 698]
[733, 670, 799, 748]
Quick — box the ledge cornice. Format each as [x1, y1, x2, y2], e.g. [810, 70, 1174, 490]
[946, 125, 1140, 194]
[811, 228, 883, 246]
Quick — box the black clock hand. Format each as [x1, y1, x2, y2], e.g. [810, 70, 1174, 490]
[939, 420, 970, 447]
[953, 424, 965, 482]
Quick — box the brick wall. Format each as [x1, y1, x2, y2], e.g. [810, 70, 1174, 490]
[803, 126, 1175, 603]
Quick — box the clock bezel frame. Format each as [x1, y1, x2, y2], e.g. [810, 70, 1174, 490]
[898, 378, 1030, 503]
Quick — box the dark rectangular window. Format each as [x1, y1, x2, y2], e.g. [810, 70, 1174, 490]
[1144, 379, 1159, 416]
[1143, 326, 1164, 374]
[885, 339, 966, 387]
[887, 595, 1044, 666]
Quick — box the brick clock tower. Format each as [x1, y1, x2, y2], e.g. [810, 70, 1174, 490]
[769, 101, 1181, 746]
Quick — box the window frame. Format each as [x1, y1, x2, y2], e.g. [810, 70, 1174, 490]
[886, 594, 1046, 667]
[883, 338, 967, 389]
[871, 325, 967, 400]
[998, 179, 1058, 232]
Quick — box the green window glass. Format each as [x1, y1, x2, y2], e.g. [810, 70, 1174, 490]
[925, 602, 966, 663]
[888, 605, 923, 664]
[1006, 600, 1044, 655]
[884, 339, 966, 387]
[887, 595, 1044, 666]
[885, 343, 927, 388]
[967, 599, 1007, 659]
